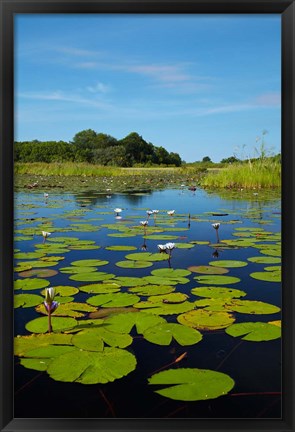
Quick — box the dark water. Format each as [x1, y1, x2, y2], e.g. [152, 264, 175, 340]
[14, 187, 281, 418]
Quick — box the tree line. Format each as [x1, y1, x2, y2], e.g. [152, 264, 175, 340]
[14, 130, 182, 167]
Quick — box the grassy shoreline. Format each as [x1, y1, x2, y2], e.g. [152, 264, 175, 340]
[14, 161, 281, 190]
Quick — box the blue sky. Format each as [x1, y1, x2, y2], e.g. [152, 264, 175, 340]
[14, 14, 281, 162]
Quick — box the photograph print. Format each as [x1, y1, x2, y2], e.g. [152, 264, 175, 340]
[14, 13, 282, 419]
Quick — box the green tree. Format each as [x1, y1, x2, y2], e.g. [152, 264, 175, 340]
[202, 156, 212, 163]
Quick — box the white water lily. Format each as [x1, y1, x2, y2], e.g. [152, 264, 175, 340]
[165, 242, 175, 250]
[140, 220, 149, 227]
[44, 193, 49, 198]
[146, 210, 153, 217]
[212, 223, 220, 230]
[167, 210, 175, 216]
[45, 287, 55, 303]
[157, 244, 167, 252]
[42, 231, 51, 238]
[152, 210, 159, 214]
[114, 208, 122, 216]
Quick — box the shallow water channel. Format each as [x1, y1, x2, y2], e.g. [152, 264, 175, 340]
[14, 187, 281, 418]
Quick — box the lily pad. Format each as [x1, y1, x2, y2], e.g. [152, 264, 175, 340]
[14, 293, 43, 308]
[148, 368, 235, 401]
[71, 259, 109, 267]
[36, 302, 97, 318]
[47, 347, 137, 384]
[87, 293, 140, 308]
[177, 309, 235, 330]
[147, 293, 188, 304]
[174, 243, 195, 249]
[191, 287, 246, 299]
[14, 278, 50, 291]
[125, 252, 169, 262]
[25, 316, 77, 333]
[143, 276, 190, 286]
[188, 266, 228, 275]
[112, 277, 149, 287]
[128, 285, 175, 296]
[248, 256, 281, 264]
[69, 272, 115, 282]
[105, 312, 166, 334]
[14, 251, 46, 260]
[134, 301, 194, 315]
[208, 260, 248, 268]
[143, 323, 202, 346]
[225, 322, 281, 341]
[17, 260, 59, 268]
[72, 327, 133, 352]
[105, 245, 137, 251]
[59, 266, 98, 274]
[14, 332, 73, 356]
[41, 286, 79, 297]
[79, 283, 121, 294]
[18, 268, 58, 278]
[151, 268, 191, 278]
[249, 271, 281, 282]
[193, 275, 241, 285]
[115, 260, 153, 269]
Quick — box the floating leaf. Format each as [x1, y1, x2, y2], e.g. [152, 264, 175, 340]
[71, 259, 109, 267]
[151, 268, 191, 278]
[105, 245, 137, 251]
[177, 309, 235, 330]
[148, 368, 235, 401]
[191, 287, 246, 299]
[143, 276, 190, 286]
[249, 271, 281, 282]
[72, 327, 132, 352]
[14, 263, 33, 272]
[147, 293, 188, 304]
[143, 323, 202, 346]
[225, 322, 281, 341]
[135, 301, 194, 315]
[174, 243, 194, 249]
[26, 316, 77, 333]
[36, 302, 97, 318]
[125, 252, 169, 262]
[47, 347, 136, 384]
[208, 260, 248, 268]
[14, 293, 43, 308]
[113, 276, 149, 287]
[79, 283, 121, 294]
[69, 272, 115, 282]
[105, 312, 166, 334]
[18, 268, 58, 278]
[87, 293, 140, 308]
[17, 260, 59, 268]
[59, 266, 98, 274]
[230, 300, 280, 314]
[89, 307, 138, 319]
[193, 275, 240, 285]
[248, 256, 281, 264]
[68, 244, 100, 250]
[128, 285, 175, 296]
[187, 266, 228, 275]
[14, 278, 50, 291]
[115, 260, 153, 269]
[14, 333, 73, 356]
[41, 285, 79, 297]
[14, 251, 45, 260]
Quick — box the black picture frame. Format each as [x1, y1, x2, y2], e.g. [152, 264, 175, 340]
[0, 0, 294, 431]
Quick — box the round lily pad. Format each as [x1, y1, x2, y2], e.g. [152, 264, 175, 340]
[191, 287, 246, 299]
[230, 300, 280, 314]
[87, 293, 140, 308]
[69, 272, 115, 282]
[47, 347, 137, 384]
[105, 312, 166, 334]
[143, 276, 190, 286]
[41, 286, 79, 297]
[147, 293, 188, 304]
[71, 259, 109, 267]
[174, 243, 195, 249]
[194, 275, 241, 285]
[59, 266, 98, 274]
[134, 301, 194, 316]
[248, 256, 281, 264]
[188, 266, 228, 275]
[148, 368, 235, 401]
[14, 333, 73, 356]
[115, 260, 153, 269]
[14, 293, 43, 308]
[72, 327, 132, 352]
[14, 278, 50, 291]
[143, 323, 202, 346]
[125, 252, 169, 262]
[177, 309, 235, 330]
[25, 316, 77, 333]
[36, 302, 97, 318]
[151, 268, 191, 278]
[14, 251, 46, 260]
[18, 269, 58, 278]
[79, 283, 121, 294]
[249, 271, 281, 282]
[225, 322, 281, 341]
[113, 277, 149, 287]
[208, 260, 248, 268]
[14, 264, 33, 272]
[17, 260, 59, 268]
[128, 285, 175, 296]
[105, 245, 137, 251]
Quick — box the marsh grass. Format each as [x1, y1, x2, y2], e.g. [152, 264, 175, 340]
[201, 159, 281, 189]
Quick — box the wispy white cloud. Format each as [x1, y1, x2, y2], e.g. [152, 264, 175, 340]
[86, 82, 111, 94]
[252, 92, 281, 107]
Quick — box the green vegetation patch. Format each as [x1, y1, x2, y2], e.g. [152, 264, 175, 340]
[143, 323, 202, 346]
[191, 287, 246, 299]
[72, 327, 132, 352]
[18, 268, 58, 278]
[105, 312, 166, 334]
[105, 245, 137, 251]
[69, 272, 115, 282]
[188, 265, 229, 275]
[178, 309, 235, 330]
[248, 256, 281, 264]
[115, 260, 153, 269]
[125, 252, 169, 262]
[14, 293, 44, 308]
[71, 259, 109, 267]
[193, 275, 241, 285]
[25, 316, 77, 333]
[14, 278, 50, 291]
[148, 368, 234, 401]
[250, 271, 281, 282]
[208, 260, 248, 268]
[79, 283, 121, 294]
[36, 302, 97, 318]
[225, 322, 281, 341]
[86, 293, 140, 308]
[128, 285, 175, 296]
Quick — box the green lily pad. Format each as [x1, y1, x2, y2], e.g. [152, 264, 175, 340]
[259, 248, 281, 257]
[105, 312, 166, 334]
[14, 251, 46, 260]
[264, 266, 281, 272]
[143, 323, 202, 346]
[225, 322, 281, 341]
[17, 260, 59, 268]
[191, 287, 246, 299]
[144, 235, 178, 240]
[59, 266, 98, 274]
[87, 293, 140, 308]
[18, 268, 58, 278]
[68, 244, 100, 250]
[112, 277, 149, 287]
[143, 276, 190, 286]
[187, 266, 228, 275]
[14, 293, 43, 308]
[250, 271, 281, 282]
[248, 256, 281, 264]
[128, 285, 175, 296]
[115, 260, 153, 269]
[208, 260, 248, 268]
[25, 316, 77, 333]
[147, 293, 188, 304]
[41, 285, 79, 297]
[71, 259, 109, 267]
[79, 283, 121, 294]
[194, 275, 240, 285]
[230, 300, 280, 314]
[69, 272, 115, 282]
[177, 309, 235, 330]
[19, 358, 55, 372]
[105, 245, 137, 251]
[148, 368, 235, 401]
[14, 278, 50, 291]
[36, 302, 97, 318]
[125, 252, 169, 262]
[14, 263, 33, 272]
[47, 347, 137, 384]
[174, 243, 195, 249]
[134, 301, 194, 315]
[72, 327, 132, 352]
[151, 268, 191, 278]
[14, 333, 73, 356]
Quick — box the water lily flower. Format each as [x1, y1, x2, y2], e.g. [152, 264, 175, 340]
[146, 210, 153, 218]
[44, 300, 59, 314]
[152, 210, 159, 214]
[45, 287, 55, 303]
[140, 220, 149, 227]
[212, 223, 220, 230]
[42, 231, 51, 238]
[167, 210, 175, 216]
[44, 287, 59, 333]
[165, 242, 175, 251]
[157, 244, 167, 252]
[114, 208, 122, 216]
[44, 193, 49, 198]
